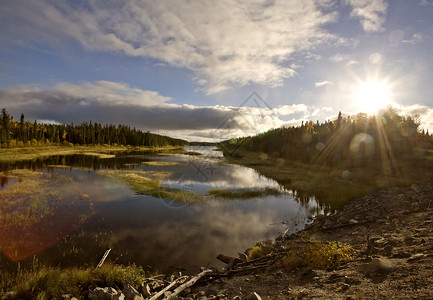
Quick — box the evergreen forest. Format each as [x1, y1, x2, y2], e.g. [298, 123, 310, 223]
[0, 108, 187, 148]
[220, 109, 433, 170]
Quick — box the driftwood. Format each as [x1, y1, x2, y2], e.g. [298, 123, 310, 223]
[149, 275, 187, 300]
[96, 248, 111, 268]
[164, 269, 212, 300]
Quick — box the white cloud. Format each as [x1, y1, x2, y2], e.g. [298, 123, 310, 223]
[346, 0, 388, 32]
[0, 0, 338, 94]
[329, 53, 359, 66]
[392, 104, 433, 133]
[0, 81, 332, 142]
[330, 53, 351, 62]
[402, 33, 424, 44]
[315, 80, 333, 87]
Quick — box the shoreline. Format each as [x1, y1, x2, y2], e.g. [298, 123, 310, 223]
[187, 183, 433, 299]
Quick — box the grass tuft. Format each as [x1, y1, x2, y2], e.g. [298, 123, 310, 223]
[98, 170, 203, 203]
[1, 263, 148, 299]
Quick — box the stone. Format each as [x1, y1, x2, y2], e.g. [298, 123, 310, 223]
[407, 253, 425, 262]
[113, 293, 125, 300]
[61, 295, 78, 300]
[140, 283, 151, 298]
[404, 236, 414, 245]
[88, 287, 120, 300]
[122, 284, 144, 300]
[358, 258, 393, 275]
[337, 283, 350, 292]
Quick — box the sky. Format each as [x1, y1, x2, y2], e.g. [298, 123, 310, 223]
[0, 0, 433, 142]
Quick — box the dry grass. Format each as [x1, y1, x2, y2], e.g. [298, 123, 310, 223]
[0, 262, 149, 299]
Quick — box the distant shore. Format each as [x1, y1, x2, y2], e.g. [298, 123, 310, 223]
[0, 144, 186, 163]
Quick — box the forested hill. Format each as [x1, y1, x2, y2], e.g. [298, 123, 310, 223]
[219, 109, 433, 169]
[0, 108, 188, 147]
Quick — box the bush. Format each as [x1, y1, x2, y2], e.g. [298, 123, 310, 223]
[303, 240, 357, 269]
[281, 238, 358, 270]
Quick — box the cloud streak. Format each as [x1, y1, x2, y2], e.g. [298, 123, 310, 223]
[346, 0, 388, 32]
[0, 0, 339, 94]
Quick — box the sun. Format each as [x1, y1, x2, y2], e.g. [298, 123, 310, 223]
[352, 79, 392, 114]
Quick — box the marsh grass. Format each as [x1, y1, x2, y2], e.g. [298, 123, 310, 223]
[0, 173, 56, 231]
[208, 187, 281, 199]
[0, 263, 148, 299]
[0, 171, 92, 234]
[98, 170, 203, 203]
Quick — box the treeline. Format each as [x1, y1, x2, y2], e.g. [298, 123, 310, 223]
[220, 109, 433, 169]
[0, 108, 188, 148]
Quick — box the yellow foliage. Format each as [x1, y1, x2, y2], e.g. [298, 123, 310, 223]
[303, 240, 357, 269]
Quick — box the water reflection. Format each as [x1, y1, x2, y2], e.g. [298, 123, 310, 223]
[0, 147, 326, 274]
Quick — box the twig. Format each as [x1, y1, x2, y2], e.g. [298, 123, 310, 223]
[164, 269, 212, 300]
[96, 248, 111, 268]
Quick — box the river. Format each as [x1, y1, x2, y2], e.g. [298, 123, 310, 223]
[0, 146, 325, 273]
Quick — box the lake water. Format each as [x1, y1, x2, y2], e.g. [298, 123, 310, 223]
[0, 146, 325, 274]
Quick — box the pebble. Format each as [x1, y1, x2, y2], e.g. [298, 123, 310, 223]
[358, 258, 393, 275]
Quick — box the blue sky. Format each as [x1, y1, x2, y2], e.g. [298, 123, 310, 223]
[1, 0, 433, 141]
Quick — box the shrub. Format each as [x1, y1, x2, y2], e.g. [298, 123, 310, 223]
[303, 240, 357, 269]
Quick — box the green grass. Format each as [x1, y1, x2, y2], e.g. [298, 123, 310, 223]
[0, 263, 148, 299]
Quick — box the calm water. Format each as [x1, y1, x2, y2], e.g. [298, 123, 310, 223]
[0, 146, 325, 273]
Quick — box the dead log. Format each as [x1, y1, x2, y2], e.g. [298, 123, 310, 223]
[149, 275, 188, 300]
[164, 269, 212, 300]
